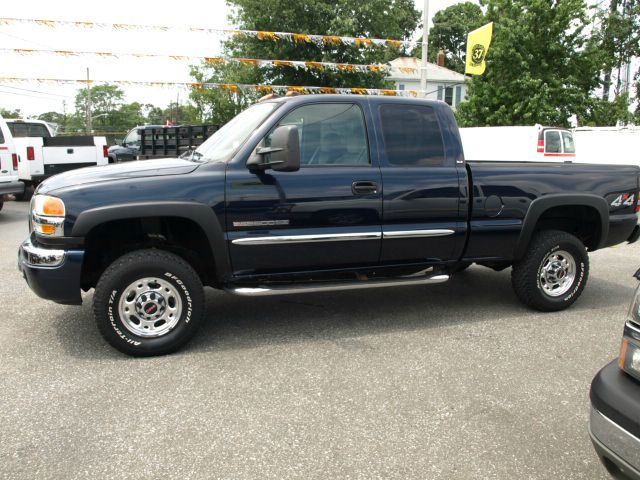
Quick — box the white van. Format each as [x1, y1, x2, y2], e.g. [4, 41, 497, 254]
[0, 116, 24, 212]
[460, 125, 576, 162]
[3, 119, 108, 197]
[572, 126, 640, 166]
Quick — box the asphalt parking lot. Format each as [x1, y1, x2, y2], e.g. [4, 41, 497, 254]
[0, 199, 636, 479]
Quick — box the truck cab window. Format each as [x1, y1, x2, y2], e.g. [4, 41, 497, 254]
[545, 130, 562, 153]
[124, 130, 140, 147]
[7, 123, 51, 138]
[272, 103, 369, 166]
[380, 104, 445, 166]
[562, 132, 575, 154]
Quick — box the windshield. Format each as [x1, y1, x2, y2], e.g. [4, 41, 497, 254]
[194, 102, 280, 162]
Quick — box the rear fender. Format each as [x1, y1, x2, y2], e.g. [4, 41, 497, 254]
[514, 194, 609, 259]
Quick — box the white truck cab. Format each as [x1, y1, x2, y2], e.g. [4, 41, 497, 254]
[3, 118, 108, 197]
[460, 125, 576, 162]
[0, 116, 25, 211]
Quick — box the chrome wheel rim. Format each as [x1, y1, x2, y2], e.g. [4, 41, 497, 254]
[118, 277, 182, 337]
[539, 250, 576, 297]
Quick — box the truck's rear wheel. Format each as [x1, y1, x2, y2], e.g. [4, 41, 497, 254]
[93, 249, 205, 356]
[511, 230, 589, 312]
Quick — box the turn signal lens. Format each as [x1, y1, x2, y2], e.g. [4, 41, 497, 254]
[39, 224, 56, 235]
[42, 196, 65, 216]
[620, 338, 629, 370]
[33, 195, 66, 217]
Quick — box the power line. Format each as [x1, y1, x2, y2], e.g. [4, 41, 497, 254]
[0, 88, 67, 100]
[0, 83, 74, 98]
[0, 30, 49, 48]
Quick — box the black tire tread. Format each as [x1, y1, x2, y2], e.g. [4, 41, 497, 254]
[511, 230, 589, 312]
[93, 249, 204, 356]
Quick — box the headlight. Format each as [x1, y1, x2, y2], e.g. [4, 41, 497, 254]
[31, 195, 66, 236]
[619, 283, 640, 381]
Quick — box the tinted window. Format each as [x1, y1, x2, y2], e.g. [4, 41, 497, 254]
[562, 131, 575, 153]
[275, 103, 369, 166]
[0, 128, 4, 144]
[545, 130, 561, 153]
[380, 104, 445, 166]
[7, 122, 51, 138]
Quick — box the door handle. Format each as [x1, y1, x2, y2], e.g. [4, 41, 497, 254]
[352, 181, 378, 195]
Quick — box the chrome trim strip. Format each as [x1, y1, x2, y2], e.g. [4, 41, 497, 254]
[590, 407, 640, 472]
[232, 231, 381, 245]
[226, 274, 450, 296]
[383, 229, 455, 239]
[20, 238, 66, 267]
[31, 212, 65, 236]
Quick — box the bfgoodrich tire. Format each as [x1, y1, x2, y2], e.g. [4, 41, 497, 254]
[94, 249, 205, 356]
[511, 230, 589, 312]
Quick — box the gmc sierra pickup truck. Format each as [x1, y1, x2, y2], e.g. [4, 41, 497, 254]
[18, 95, 640, 356]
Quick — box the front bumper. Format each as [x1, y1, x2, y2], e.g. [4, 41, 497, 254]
[590, 361, 640, 479]
[0, 179, 24, 196]
[18, 235, 84, 305]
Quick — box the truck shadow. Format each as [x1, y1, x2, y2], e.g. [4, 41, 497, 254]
[53, 266, 635, 359]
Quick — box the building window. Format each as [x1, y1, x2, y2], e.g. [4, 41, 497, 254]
[398, 84, 405, 91]
[444, 86, 454, 106]
[437, 86, 444, 101]
[455, 86, 462, 106]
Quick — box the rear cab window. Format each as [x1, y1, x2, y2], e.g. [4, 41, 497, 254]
[7, 122, 51, 138]
[379, 104, 445, 166]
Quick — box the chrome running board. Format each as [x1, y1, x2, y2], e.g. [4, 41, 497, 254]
[225, 273, 450, 297]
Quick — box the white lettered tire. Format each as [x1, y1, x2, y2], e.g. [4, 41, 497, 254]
[93, 249, 205, 356]
[511, 230, 589, 312]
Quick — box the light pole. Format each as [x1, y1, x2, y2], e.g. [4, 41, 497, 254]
[420, 0, 430, 99]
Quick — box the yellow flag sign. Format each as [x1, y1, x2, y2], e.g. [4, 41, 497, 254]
[465, 22, 493, 75]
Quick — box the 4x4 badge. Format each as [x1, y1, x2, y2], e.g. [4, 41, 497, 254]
[611, 194, 635, 208]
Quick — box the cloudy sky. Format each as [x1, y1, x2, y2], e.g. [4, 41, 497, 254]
[0, 0, 471, 117]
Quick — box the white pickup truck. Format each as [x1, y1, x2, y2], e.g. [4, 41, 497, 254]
[0, 117, 24, 211]
[1, 117, 108, 199]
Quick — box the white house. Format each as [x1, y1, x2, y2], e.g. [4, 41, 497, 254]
[387, 56, 467, 108]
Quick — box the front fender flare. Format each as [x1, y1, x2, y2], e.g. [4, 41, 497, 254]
[72, 201, 231, 283]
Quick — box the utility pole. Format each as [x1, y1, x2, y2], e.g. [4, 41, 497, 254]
[176, 91, 180, 125]
[420, 0, 430, 99]
[85, 68, 92, 134]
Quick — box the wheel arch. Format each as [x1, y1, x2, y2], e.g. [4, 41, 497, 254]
[514, 194, 609, 260]
[73, 201, 231, 284]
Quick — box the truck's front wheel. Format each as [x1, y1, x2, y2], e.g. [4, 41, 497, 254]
[511, 230, 589, 312]
[93, 249, 205, 356]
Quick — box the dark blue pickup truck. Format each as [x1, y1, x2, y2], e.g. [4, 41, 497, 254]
[18, 95, 640, 356]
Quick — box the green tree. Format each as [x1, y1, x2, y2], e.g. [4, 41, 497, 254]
[0, 108, 21, 118]
[190, 0, 420, 123]
[595, 0, 640, 101]
[37, 111, 68, 134]
[419, 2, 486, 74]
[583, 92, 635, 126]
[457, 0, 600, 127]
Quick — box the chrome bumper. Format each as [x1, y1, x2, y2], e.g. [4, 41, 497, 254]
[590, 407, 640, 479]
[19, 236, 66, 267]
